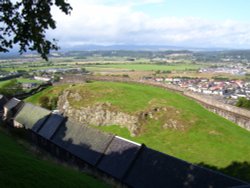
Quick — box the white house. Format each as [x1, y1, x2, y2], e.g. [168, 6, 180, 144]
[34, 76, 51, 82]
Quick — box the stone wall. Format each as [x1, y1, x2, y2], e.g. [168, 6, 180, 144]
[184, 91, 250, 131]
[57, 75, 250, 131]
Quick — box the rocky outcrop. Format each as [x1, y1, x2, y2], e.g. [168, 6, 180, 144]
[57, 88, 191, 136]
[57, 90, 140, 136]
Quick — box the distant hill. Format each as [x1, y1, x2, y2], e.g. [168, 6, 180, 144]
[60, 44, 229, 52]
[2, 44, 250, 61]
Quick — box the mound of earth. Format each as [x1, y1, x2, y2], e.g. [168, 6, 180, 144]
[57, 84, 194, 136]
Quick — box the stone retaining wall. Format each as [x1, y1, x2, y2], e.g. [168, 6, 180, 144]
[184, 92, 250, 131]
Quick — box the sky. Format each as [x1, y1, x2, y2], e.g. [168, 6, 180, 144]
[48, 0, 250, 49]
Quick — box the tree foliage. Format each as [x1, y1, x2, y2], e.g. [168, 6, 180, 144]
[0, 0, 72, 60]
[236, 97, 250, 109]
[39, 96, 50, 109]
[39, 95, 58, 110]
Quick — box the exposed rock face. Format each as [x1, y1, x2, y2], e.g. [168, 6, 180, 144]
[57, 90, 140, 136]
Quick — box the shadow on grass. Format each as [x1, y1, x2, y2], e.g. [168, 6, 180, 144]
[197, 161, 250, 183]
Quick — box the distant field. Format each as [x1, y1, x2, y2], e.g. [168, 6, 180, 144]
[1, 65, 71, 72]
[17, 78, 43, 83]
[0, 127, 109, 188]
[85, 63, 204, 71]
[2, 61, 204, 74]
[26, 81, 250, 179]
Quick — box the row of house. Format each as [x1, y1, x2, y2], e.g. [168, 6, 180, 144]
[147, 77, 250, 99]
[199, 67, 246, 75]
[0, 95, 248, 188]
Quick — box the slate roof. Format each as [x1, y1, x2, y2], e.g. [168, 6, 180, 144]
[14, 103, 51, 130]
[124, 147, 247, 188]
[51, 120, 75, 149]
[97, 136, 141, 180]
[4, 98, 21, 110]
[37, 113, 65, 139]
[52, 121, 114, 165]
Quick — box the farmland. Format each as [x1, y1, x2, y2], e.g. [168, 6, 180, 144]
[1, 50, 249, 81]
[85, 63, 204, 71]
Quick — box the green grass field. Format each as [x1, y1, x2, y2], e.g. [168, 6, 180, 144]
[25, 81, 250, 181]
[85, 63, 204, 71]
[16, 78, 43, 83]
[0, 127, 109, 188]
[1, 65, 71, 72]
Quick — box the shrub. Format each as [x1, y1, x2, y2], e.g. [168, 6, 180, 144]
[39, 96, 50, 109]
[236, 97, 250, 109]
[50, 97, 58, 110]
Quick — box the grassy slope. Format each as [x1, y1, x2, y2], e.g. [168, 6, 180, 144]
[0, 127, 109, 188]
[0, 79, 13, 87]
[25, 85, 69, 105]
[25, 82, 250, 174]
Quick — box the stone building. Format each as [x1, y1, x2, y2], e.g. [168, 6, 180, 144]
[2, 98, 23, 123]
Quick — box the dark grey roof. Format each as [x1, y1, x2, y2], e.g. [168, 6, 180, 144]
[52, 121, 114, 165]
[97, 136, 141, 180]
[124, 147, 247, 188]
[51, 119, 73, 149]
[4, 98, 21, 110]
[14, 103, 51, 130]
[37, 113, 65, 139]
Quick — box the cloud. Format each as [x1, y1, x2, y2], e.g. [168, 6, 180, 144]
[47, 0, 250, 48]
